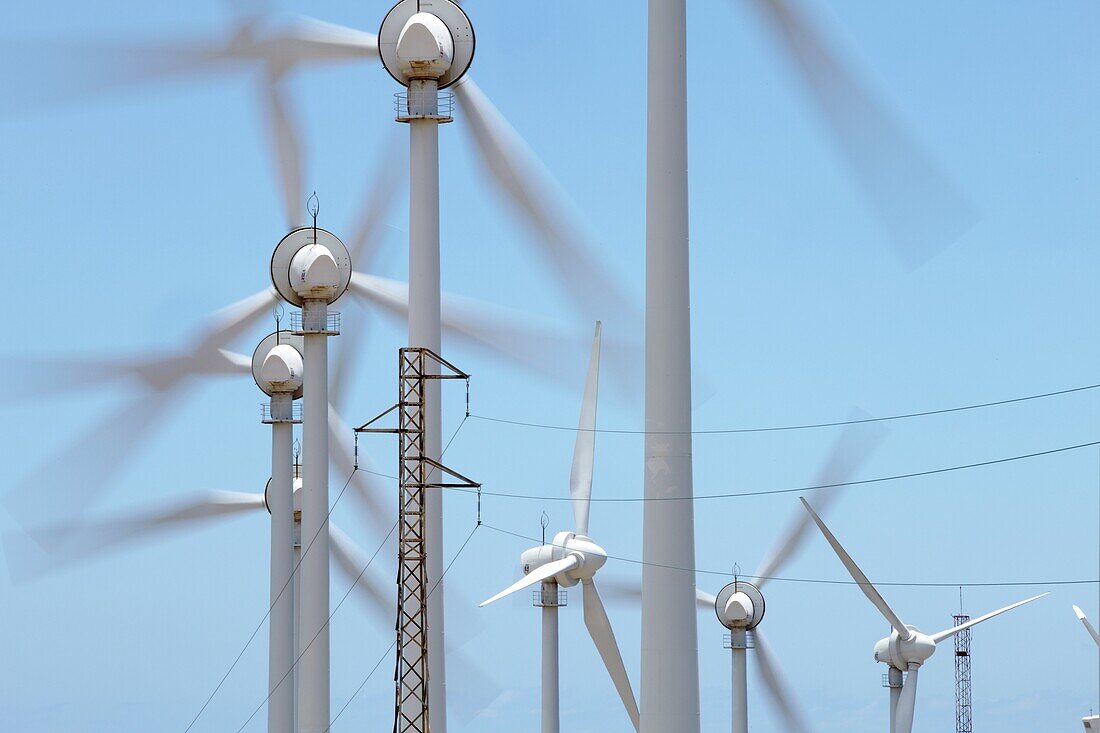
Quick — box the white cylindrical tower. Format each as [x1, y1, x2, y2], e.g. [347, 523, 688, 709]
[271, 227, 352, 733]
[715, 582, 765, 733]
[730, 634, 748, 733]
[642, 0, 698, 731]
[538, 581, 561, 733]
[379, 3, 474, 730]
[254, 332, 306, 733]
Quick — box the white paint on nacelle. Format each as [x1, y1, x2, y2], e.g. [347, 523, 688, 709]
[290, 244, 340, 300]
[397, 12, 454, 79]
[874, 626, 936, 671]
[520, 531, 608, 588]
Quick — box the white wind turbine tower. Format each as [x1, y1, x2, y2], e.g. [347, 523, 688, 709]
[479, 322, 641, 733]
[251, 329, 304, 733]
[599, 416, 882, 733]
[378, 3, 475, 731]
[800, 498, 1047, 733]
[269, 224, 352, 733]
[713, 418, 884, 733]
[1072, 605, 1099, 731]
[640, 1, 978, 726]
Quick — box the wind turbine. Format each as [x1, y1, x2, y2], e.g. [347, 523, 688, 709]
[601, 415, 883, 733]
[1072, 605, 1099, 731]
[641, 0, 977, 725]
[479, 322, 640, 733]
[251, 330, 304, 733]
[800, 498, 1047, 733]
[267, 223, 353, 733]
[377, 5, 476, 730]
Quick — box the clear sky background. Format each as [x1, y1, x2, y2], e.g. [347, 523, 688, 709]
[1, 1, 1098, 732]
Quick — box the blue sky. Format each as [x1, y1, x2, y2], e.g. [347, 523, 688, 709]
[1, 1, 1098, 732]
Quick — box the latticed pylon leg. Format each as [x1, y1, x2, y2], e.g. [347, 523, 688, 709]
[357, 348, 478, 733]
[954, 614, 973, 733]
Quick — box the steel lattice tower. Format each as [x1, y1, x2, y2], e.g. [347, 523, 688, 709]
[357, 347, 477, 733]
[954, 612, 973, 733]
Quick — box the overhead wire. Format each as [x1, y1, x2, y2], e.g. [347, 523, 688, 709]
[481, 524, 1099, 588]
[470, 381, 1100, 435]
[460, 438, 1100, 503]
[182, 467, 361, 733]
[323, 522, 482, 732]
[234, 518, 400, 733]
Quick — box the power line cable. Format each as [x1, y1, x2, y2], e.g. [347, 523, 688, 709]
[183, 468, 360, 733]
[470, 381, 1100, 435]
[234, 519, 399, 733]
[481, 524, 1099, 588]
[323, 522, 482, 732]
[461, 439, 1100, 503]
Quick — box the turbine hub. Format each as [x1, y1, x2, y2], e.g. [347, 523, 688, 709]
[714, 580, 766, 630]
[396, 12, 454, 80]
[260, 343, 304, 393]
[290, 244, 340, 301]
[519, 531, 607, 588]
[874, 626, 936, 670]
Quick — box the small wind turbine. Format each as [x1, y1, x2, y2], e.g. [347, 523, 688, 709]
[800, 498, 1047, 733]
[1072, 605, 1099, 731]
[602, 415, 883, 733]
[269, 222, 353, 733]
[479, 322, 640, 733]
[251, 329, 304, 733]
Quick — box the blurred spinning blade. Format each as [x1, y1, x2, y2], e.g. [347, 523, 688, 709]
[3, 490, 265, 582]
[3, 389, 186, 539]
[349, 272, 638, 389]
[745, 0, 977, 267]
[453, 77, 638, 322]
[5, 15, 378, 111]
[753, 411, 885, 586]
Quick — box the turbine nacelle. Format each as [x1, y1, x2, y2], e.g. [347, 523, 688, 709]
[723, 592, 755, 626]
[520, 531, 607, 588]
[264, 476, 304, 515]
[714, 580, 765, 631]
[396, 12, 454, 80]
[260, 343, 304, 392]
[873, 626, 936, 671]
[290, 243, 341, 300]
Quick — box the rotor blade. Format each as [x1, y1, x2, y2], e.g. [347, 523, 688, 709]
[478, 555, 579, 607]
[262, 70, 305, 228]
[5, 14, 379, 114]
[348, 272, 621, 385]
[752, 628, 810, 733]
[581, 579, 641, 731]
[0, 35, 240, 112]
[894, 665, 919, 733]
[1073, 605, 1100, 647]
[930, 593, 1048, 644]
[274, 17, 379, 64]
[346, 138, 404, 269]
[328, 404, 395, 540]
[799, 497, 909, 638]
[745, 0, 976, 268]
[329, 318, 364, 414]
[200, 286, 281, 352]
[452, 77, 636, 321]
[754, 414, 885, 586]
[570, 322, 602, 535]
[4, 491, 265, 582]
[3, 390, 183, 538]
[329, 522, 393, 623]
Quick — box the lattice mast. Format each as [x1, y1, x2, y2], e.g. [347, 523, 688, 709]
[954, 588, 973, 733]
[357, 347, 478, 733]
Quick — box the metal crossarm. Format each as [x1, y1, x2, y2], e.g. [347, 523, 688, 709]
[355, 347, 478, 733]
